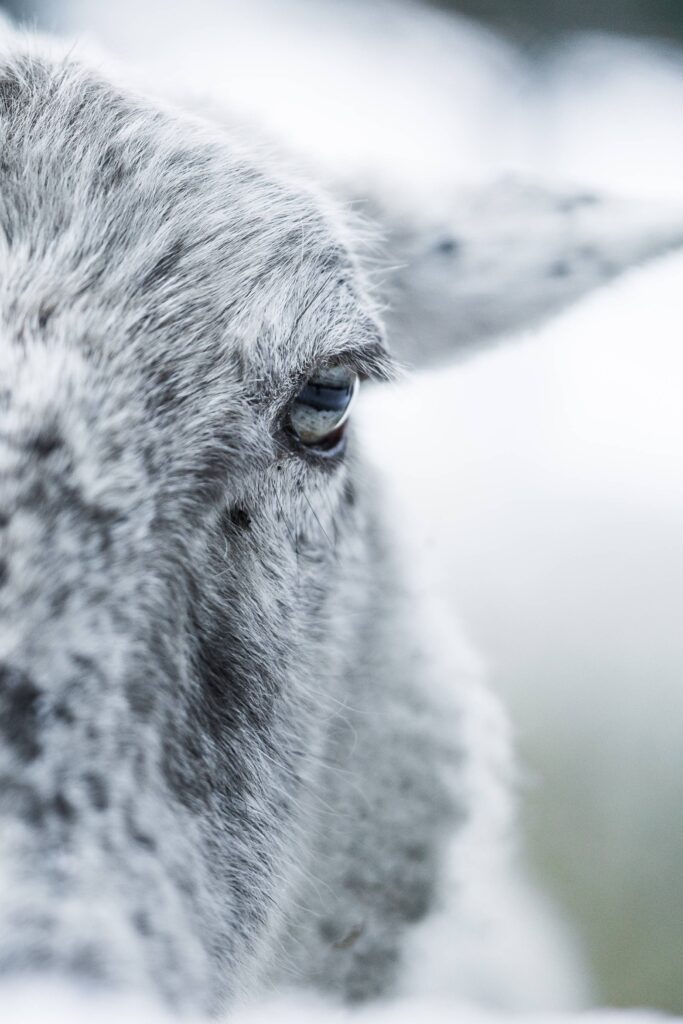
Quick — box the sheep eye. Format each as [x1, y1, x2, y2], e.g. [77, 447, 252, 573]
[289, 365, 359, 452]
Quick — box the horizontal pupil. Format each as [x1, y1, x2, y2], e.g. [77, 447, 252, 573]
[296, 382, 352, 413]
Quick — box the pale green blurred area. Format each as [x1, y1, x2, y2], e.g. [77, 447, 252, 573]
[2, 0, 681, 1014]
[362, 251, 683, 1016]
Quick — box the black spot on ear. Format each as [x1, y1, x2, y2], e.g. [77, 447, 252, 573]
[394, 876, 433, 923]
[404, 842, 429, 864]
[433, 236, 461, 257]
[558, 193, 600, 213]
[548, 260, 571, 278]
[318, 918, 346, 945]
[332, 923, 365, 950]
[0, 665, 42, 762]
[0, 560, 7, 587]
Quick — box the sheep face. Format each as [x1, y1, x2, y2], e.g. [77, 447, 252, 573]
[0, 53, 395, 1012]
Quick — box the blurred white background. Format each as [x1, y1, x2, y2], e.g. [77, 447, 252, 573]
[4, 0, 681, 1012]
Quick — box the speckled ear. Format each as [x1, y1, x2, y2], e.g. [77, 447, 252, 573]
[364, 179, 683, 367]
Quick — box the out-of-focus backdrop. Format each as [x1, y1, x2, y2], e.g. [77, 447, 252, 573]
[7, 0, 683, 40]
[3, 0, 681, 1016]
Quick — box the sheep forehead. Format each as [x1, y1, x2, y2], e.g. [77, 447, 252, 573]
[0, 53, 385, 405]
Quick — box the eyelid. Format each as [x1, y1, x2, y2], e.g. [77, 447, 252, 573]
[301, 342, 397, 390]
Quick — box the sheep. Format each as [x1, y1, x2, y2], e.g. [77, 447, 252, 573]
[0, 19, 682, 1023]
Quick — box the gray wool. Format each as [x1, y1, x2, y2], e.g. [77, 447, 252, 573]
[0, 20, 680, 1021]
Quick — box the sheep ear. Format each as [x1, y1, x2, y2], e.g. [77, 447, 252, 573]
[366, 179, 683, 367]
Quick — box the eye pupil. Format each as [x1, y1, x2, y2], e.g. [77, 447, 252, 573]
[289, 366, 359, 451]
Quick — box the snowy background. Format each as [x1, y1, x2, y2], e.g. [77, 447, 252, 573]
[2, 0, 681, 1017]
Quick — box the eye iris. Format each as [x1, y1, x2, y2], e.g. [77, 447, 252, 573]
[289, 366, 358, 448]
